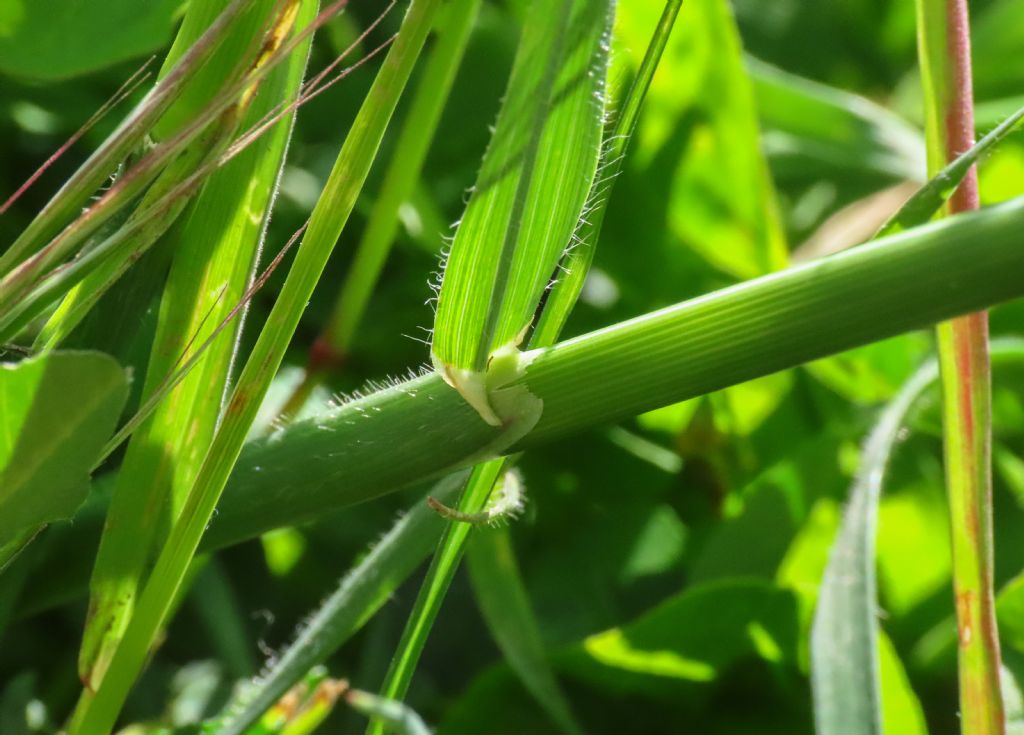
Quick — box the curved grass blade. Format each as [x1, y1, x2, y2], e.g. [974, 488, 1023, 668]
[811, 361, 937, 735]
[430, 0, 612, 421]
[65, 3, 444, 732]
[467, 526, 581, 734]
[812, 338, 1024, 734]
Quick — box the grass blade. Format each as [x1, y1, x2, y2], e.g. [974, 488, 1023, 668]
[280, 0, 482, 421]
[467, 526, 581, 735]
[811, 361, 937, 735]
[76, 0, 316, 692]
[430, 0, 612, 421]
[65, 2, 444, 731]
[875, 100, 1024, 239]
[533, 0, 681, 347]
[914, 0, 1006, 732]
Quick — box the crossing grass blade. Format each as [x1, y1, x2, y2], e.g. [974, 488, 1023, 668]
[279, 0, 481, 419]
[875, 99, 1024, 239]
[811, 362, 936, 735]
[75, 0, 316, 693]
[65, 2, 443, 731]
[430, 0, 613, 423]
[0, 1, 354, 338]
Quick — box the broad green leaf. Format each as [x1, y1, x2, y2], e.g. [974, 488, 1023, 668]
[77, 0, 317, 690]
[811, 361, 935, 735]
[0, 351, 128, 550]
[430, 0, 612, 399]
[0, 0, 180, 80]
[467, 527, 581, 735]
[614, 0, 787, 281]
[562, 579, 799, 693]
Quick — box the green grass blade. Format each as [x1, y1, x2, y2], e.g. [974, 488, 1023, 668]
[211, 475, 464, 735]
[467, 526, 581, 735]
[66, 2, 443, 731]
[875, 100, 1024, 239]
[532, 0, 681, 348]
[914, 0, 1006, 732]
[0, 0, 252, 279]
[76, 0, 315, 692]
[811, 361, 937, 735]
[280, 0, 481, 419]
[322, 0, 480, 358]
[367, 459, 505, 735]
[431, 0, 612, 400]
[748, 57, 925, 183]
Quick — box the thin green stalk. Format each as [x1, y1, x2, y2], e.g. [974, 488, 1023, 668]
[280, 0, 481, 420]
[201, 197, 1024, 549]
[367, 459, 504, 735]
[21, 197, 1024, 612]
[915, 0, 1005, 732]
[66, 2, 442, 733]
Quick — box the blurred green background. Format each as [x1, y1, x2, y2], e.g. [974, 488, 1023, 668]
[2, 0, 1024, 733]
